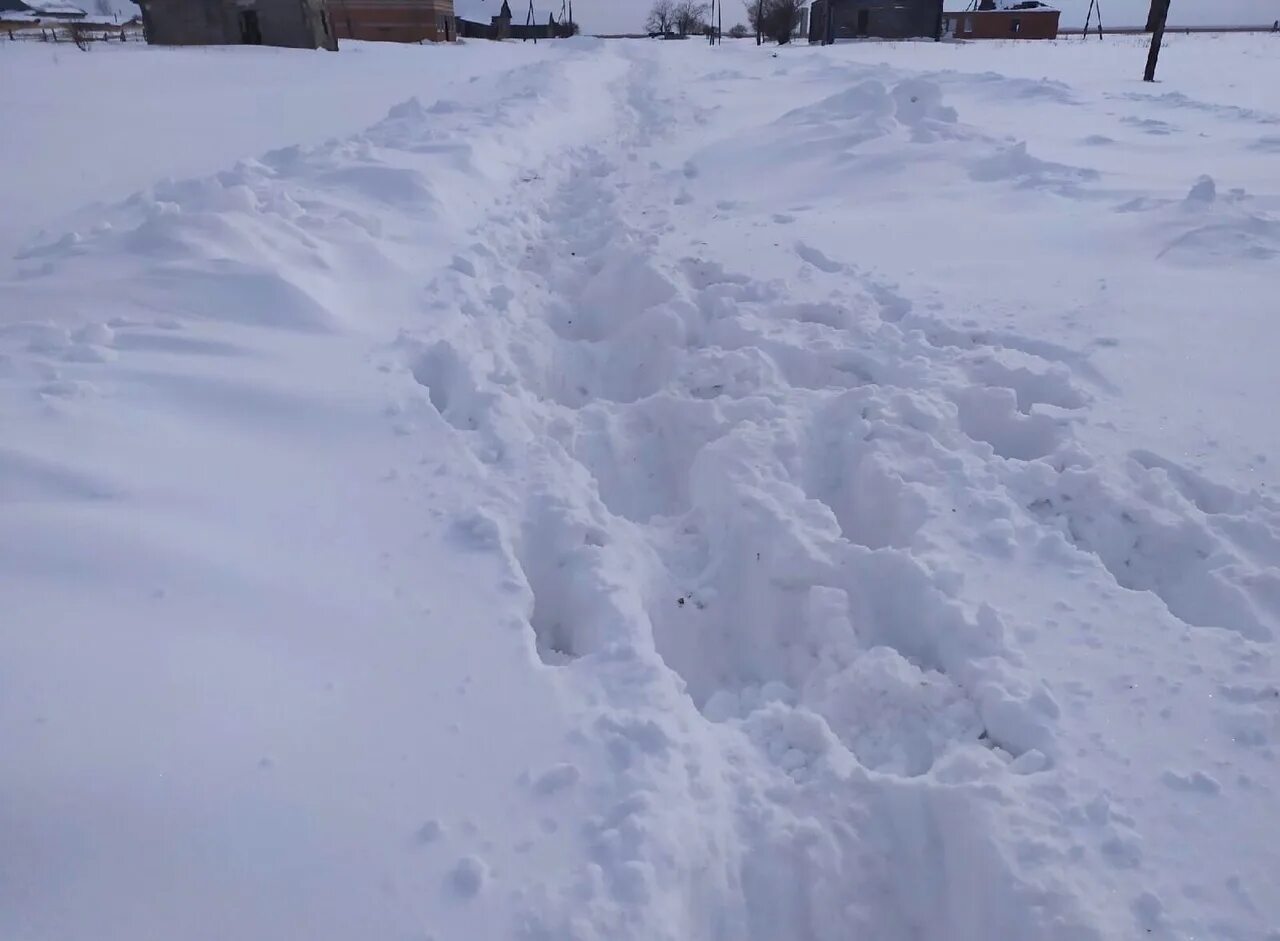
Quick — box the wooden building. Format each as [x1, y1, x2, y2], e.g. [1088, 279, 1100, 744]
[943, 1, 1060, 39]
[136, 0, 337, 48]
[809, 0, 943, 44]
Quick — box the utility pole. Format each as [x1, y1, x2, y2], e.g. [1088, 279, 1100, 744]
[755, 0, 762, 44]
[1144, 0, 1171, 82]
[1082, 0, 1103, 40]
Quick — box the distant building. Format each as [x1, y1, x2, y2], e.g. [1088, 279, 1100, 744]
[456, 0, 574, 40]
[0, 0, 88, 19]
[808, 0, 943, 44]
[136, 0, 337, 47]
[327, 0, 456, 42]
[455, 0, 507, 37]
[943, 1, 1060, 39]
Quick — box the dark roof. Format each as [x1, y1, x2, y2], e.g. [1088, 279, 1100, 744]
[498, 0, 511, 17]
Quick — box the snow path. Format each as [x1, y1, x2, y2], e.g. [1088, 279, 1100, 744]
[4, 38, 1279, 941]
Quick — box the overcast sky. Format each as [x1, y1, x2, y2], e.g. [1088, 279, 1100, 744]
[514, 0, 1280, 35]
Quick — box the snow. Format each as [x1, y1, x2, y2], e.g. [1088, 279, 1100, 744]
[4, 31, 1280, 941]
[0, 40, 558, 267]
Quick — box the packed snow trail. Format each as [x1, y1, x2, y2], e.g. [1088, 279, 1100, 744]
[4, 38, 1279, 941]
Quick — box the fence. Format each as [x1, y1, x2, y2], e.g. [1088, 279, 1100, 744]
[1, 21, 145, 46]
[1059, 24, 1280, 36]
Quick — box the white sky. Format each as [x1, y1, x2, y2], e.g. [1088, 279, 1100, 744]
[522, 0, 1280, 35]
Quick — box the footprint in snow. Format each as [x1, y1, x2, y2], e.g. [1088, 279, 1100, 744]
[448, 856, 488, 898]
[795, 241, 843, 273]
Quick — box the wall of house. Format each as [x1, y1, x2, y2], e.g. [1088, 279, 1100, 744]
[327, 0, 453, 41]
[140, 0, 334, 47]
[140, 0, 230, 44]
[809, 0, 942, 43]
[250, 0, 331, 47]
[944, 9, 1059, 39]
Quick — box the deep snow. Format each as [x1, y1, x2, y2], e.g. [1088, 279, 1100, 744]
[3, 33, 1279, 941]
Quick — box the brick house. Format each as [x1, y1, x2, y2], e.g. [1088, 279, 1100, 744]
[943, 1, 1060, 39]
[327, 0, 455, 42]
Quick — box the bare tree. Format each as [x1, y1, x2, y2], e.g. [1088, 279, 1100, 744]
[646, 0, 675, 35]
[727, 22, 748, 37]
[745, 0, 801, 43]
[673, 0, 707, 36]
[68, 21, 93, 49]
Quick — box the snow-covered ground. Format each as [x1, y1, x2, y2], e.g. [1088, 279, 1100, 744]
[3, 33, 1279, 941]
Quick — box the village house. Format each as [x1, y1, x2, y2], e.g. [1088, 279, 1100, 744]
[943, 1, 1060, 39]
[327, 0, 455, 42]
[808, 0, 943, 44]
[135, 0, 337, 48]
[0, 0, 88, 19]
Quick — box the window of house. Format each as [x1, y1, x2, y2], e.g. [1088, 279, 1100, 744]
[963, 16, 973, 33]
[1011, 18, 1021, 34]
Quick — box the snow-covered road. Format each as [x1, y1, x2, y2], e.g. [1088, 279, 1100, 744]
[4, 36, 1279, 941]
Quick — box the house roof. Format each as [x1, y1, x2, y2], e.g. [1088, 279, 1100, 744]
[12, 0, 88, 14]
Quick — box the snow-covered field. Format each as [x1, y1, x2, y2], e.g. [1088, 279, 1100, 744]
[4, 33, 1279, 941]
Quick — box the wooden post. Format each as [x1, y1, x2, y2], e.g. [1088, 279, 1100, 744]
[1144, 0, 1171, 82]
[755, 0, 762, 44]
